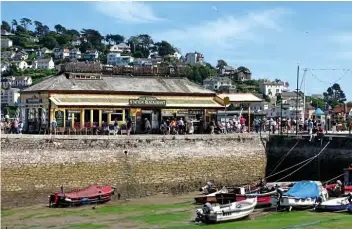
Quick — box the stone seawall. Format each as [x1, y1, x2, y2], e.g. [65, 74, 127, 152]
[266, 135, 352, 182]
[1, 134, 267, 209]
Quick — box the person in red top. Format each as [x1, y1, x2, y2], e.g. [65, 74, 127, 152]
[240, 116, 246, 132]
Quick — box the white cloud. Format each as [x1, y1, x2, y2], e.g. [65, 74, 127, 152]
[152, 8, 290, 49]
[94, 1, 163, 24]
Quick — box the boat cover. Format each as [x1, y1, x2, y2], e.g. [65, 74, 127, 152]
[64, 185, 114, 199]
[285, 181, 319, 198]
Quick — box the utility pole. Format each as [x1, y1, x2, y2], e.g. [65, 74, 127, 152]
[296, 65, 300, 135]
[302, 68, 308, 121]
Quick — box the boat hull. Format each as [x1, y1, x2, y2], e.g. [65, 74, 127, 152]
[315, 196, 351, 212]
[196, 198, 257, 223]
[326, 184, 352, 195]
[348, 204, 352, 213]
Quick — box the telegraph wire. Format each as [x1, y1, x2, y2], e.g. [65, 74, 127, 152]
[308, 68, 351, 85]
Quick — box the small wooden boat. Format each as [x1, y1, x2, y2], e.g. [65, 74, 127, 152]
[195, 197, 257, 223]
[48, 185, 116, 208]
[216, 190, 277, 207]
[314, 194, 352, 212]
[275, 181, 329, 211]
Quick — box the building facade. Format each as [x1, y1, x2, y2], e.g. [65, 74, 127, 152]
[185, 52, 204, 65]
[33, 57, 55, 70]
[259, 81, 289, 98]
[1, 38, 13, 48]
[69, 48, 82, 59]
[1, 88, 20, 106]
[19, 73, 223, 133]
[1, 76, 33, 88]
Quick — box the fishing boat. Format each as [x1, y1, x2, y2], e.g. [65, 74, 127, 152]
[195, 197, 257, 223]
[216, 190, 277, 207]
[314, 194, 352, 212]
[275, 181, 329, 211]
[326, 165, 352, 196]
[48, 185, 116, 208]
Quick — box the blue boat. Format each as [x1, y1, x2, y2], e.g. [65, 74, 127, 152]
[348, 203, 352, 214]
[315, 195, 351, 212]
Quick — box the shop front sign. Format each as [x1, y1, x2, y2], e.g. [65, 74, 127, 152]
[188, 110, 205, 115]
[129, 96, 166, 107]
[26, 95, 42, 104]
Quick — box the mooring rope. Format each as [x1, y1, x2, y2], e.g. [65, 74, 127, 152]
[322, 173, 344, 185]
[269, 140, 300, 176]
[275, 141, 330, 182]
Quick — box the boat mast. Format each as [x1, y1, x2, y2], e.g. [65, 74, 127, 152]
[302, 69, 308, 120]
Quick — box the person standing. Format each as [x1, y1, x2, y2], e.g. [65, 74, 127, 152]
[308, 119, 313, 141]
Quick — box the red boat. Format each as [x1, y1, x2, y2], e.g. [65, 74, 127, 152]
[215, 190, 276, 207]
[326, 164, 352, 196]
[48, 185, 116, 208]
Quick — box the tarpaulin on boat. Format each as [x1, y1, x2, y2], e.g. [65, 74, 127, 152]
[285, 181, 319, 198]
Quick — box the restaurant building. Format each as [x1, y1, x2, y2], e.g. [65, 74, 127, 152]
[19, 73, 224, 133]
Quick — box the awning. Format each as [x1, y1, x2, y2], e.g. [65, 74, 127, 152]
[49, 94, 224, 108]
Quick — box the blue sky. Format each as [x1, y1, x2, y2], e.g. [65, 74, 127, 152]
[2, 1, 352, 100]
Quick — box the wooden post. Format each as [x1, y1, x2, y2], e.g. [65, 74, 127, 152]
[108, 113, 112, 124]
[71, 112, 75, 129]
[98, 110, 102, 127]
[248, 105, 251, 133]
[90, 109, 94, 127]
[80, 109, 85, 128]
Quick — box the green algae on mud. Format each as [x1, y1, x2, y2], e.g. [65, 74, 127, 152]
[2, 196, 351, 229]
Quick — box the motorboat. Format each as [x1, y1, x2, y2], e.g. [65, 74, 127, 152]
[326, 165, 352, 196]
[274, 181, 329, 211]
[314, 194, 352, 212]
[48, 185, 116, 208]
[195, 197, 257, 223]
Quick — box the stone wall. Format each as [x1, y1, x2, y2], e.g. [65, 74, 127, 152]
[266, 135, 352, 182]
[1, 134, 267, 209]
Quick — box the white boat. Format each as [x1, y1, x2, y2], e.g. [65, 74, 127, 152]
[195, 197, 257, 223]
[274, 181, 329, 211]
[314, 194, 352, 212]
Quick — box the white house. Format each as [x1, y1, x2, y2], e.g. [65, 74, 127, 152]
[109, 43, 131, 53]
[0, 88, 20, 106]
[133, 58, 153, 66]
[1, 76, 32, 88]
[14, 51, 29, 60]
[259, 81, 289, 98]
[1, 51, 15, 59]
[12, 60, 29, 70]
[1, 62, 11, 73]
[72, 39, 81, 46]
[107, 52, 134, 66]
[83, 50, 99, 60]
[69, 48, 82, 59]
[33, 57, 55, 70]
[203, 77, 232, 91]
[36, 47, 52, 59]
[185, 52, 204, 65]
[1, 38, 13, 48]
[53, 48, 70, 59]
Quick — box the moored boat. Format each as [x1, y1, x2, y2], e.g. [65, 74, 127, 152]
[348, 203, 352, 213]
[195, 197, 257, 223]
[275, 181, 329, 211]
[314, 194, 352, 212]
[216, 190, 277, 207]
[48, 185, 116, 208]
[326, 165, 352, 196]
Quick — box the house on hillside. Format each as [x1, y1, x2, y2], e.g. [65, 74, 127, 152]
[33, 57, 55, 70]
[203, 77, 232, 91]
[259, 81, 289, 98]
[219, 66, 236, 76]
[109, 43, 131, 53]
[36, 47, 53, 59]
[185, 52, 204, 65]
[1, 76, 32, 88]
[0, 88, 20, 106]
[14, 50, 29, 60]
[83, 50, 99, 60]
[133, 58, 153, 66]
[69, 48, 82, 60]
[1, 51, 16, 59]
[1, 38, 13, 48]
[1, 62, 11, 73]
[53, 48, 70, 59]
[11, 60, 29, 70]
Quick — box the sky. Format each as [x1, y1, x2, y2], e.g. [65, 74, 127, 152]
[1, 1, 352, 100]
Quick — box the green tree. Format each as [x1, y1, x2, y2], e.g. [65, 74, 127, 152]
[309, 97, 325, 110]
[33, 20, 44, 35]
[132, 51, 143, 58]
[347, 101, 352, 107]
[1, 20, 11, 31]
[323, 83, 347, 108]
[39, 36, 58, 49]
[54, 24, 66, 34]
[81, 29, 103, 46]
[110, 34, 125, 44]
[20, 18, 32, 30]
[56, 34, 71, 46]
[153, 41, 175, 57]
[66, 29, 80, 38]
[11, 19, 18, 32]
[216, 59, 228, 69]
[15, 25, 26, 34]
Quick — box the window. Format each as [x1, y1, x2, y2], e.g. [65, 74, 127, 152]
[111, 110, 123, 121]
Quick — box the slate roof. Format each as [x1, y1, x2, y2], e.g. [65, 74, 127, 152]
[23, 74, 216, 95]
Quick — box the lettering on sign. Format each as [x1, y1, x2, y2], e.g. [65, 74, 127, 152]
[129, 97, 166, 107]
[188, 110, 205, 115]
[26, 95, 42, 103]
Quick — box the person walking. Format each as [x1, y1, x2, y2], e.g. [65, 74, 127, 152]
[308, 119, 313, 141]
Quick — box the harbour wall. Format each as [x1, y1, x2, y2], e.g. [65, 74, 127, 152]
[1, 134, 267, 209]
[1, 134, 351, 209]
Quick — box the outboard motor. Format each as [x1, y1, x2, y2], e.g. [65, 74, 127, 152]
[276, 187, 284, 211]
